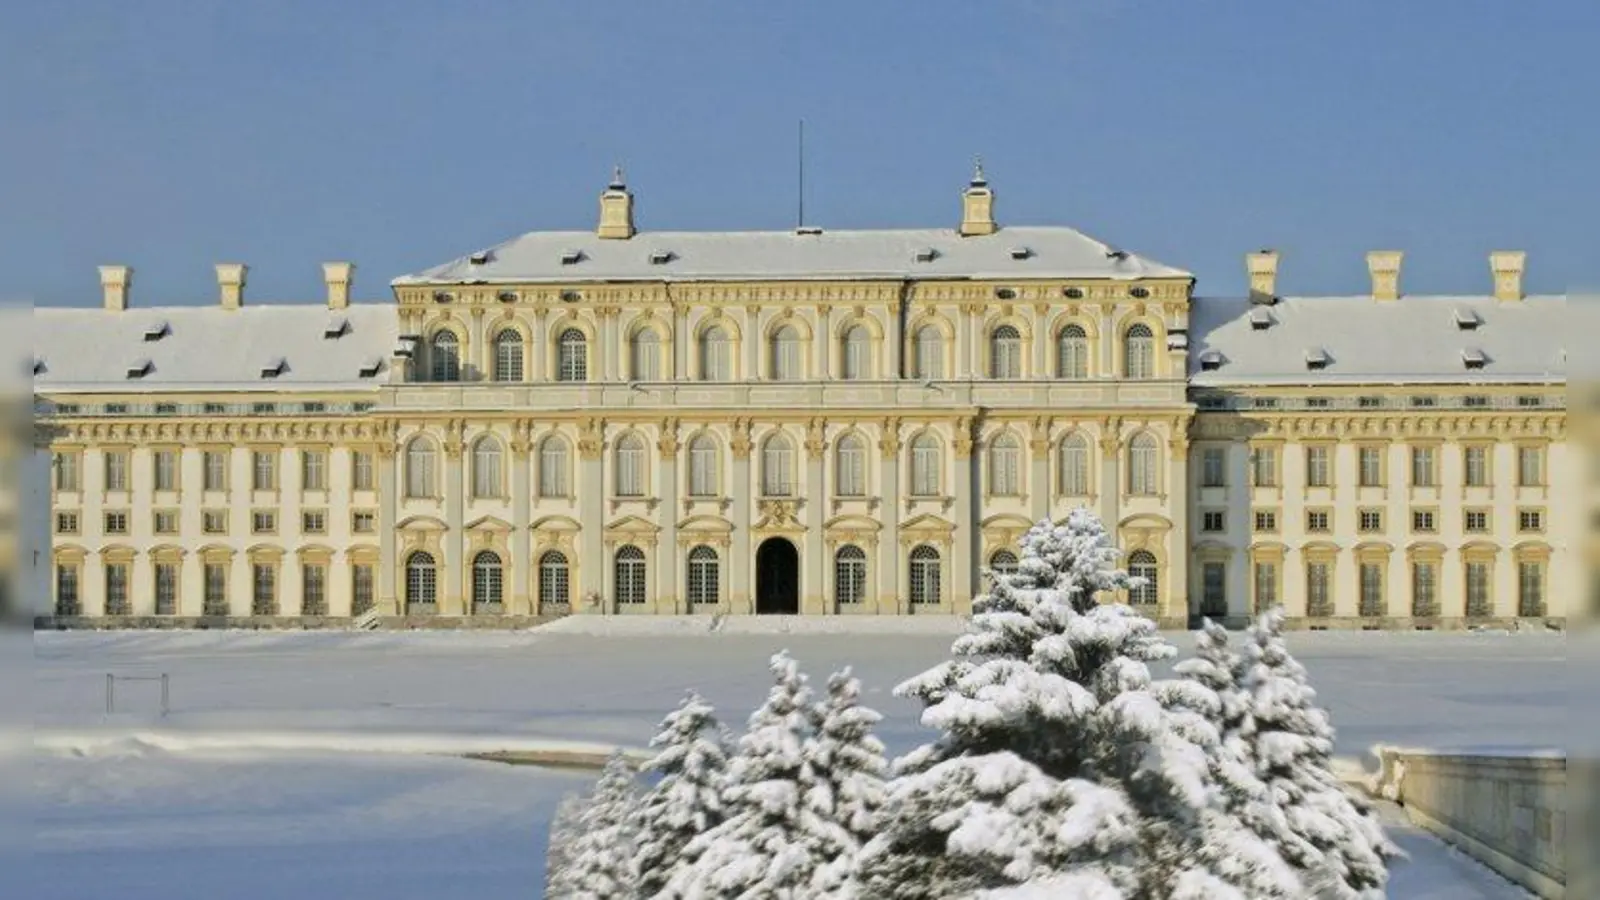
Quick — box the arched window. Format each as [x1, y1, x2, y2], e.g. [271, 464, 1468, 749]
[630, 329, 661, 381]
[909, 545, 941, 605]
[493, 329, 523, 382]
[557, 328, 588, 382]
[1059, 433, 1090, 496]
[405, 438, 436, 499]
[761, 433, 794, 497]
[615, 433, 646, 497]
[989, 324, 1022, 379]
[835, 433, 866, 497]
[770, 325, 802, 381]
[1124, 323, 1155, 379]
[700, 325, 731, 381]
[989, 433, 1021, 496]
[538, 550, 569, 608]
[537, 436, 569, 498]
[430, 332, 461, 382]
[687, 545, 720, 606]
[1057, 324, 1088, 378]
[835, 545, 868, 605]
[840, 325, 870, 380]
[913, 324, 944, 380]
[472, 551, 503, 612]
[989, 549, 1019, 579]
[471, 436, 502, 498]
[1129, 550, 1159, 606]
[910, 433, 941, 497]
[687, 434, 718, 497]
[615, 545, 647, 605]
[1129, 433, 1159, 495]
[405, 551, 436, 611]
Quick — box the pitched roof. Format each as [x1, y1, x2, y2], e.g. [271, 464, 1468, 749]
[1188, 293, 1566, 386]
[32, 303, 399, 393]
[393, 226, 1192, 285]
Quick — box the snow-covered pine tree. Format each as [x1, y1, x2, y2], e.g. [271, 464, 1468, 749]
[558, 751, 641, 899]
[804, 666, 889, 894]
[668, 650, 830, 897]
[1241, 607, 1399, 898]
[543, 791, 587, 897]
[631, 691, 730, 898]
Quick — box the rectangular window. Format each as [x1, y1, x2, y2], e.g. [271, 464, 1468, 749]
[1518, 562, 1544, 617]
[252, 564, 277, 616]
[153, 511, 178, 535]
[1359, 563, 1384, 617]
[302, 510, 327, 534]
[352, 564, 375, 615]
[252, 451, 276, 491]
[1464, 509, 1490, 533]
[1306, 510, 1331, 532]
[1201, 562, 1227, 617]
[1305, 446, 1331, 488]
[1254, 510, 1277, 532]
[1412, 562, 1438, 617]
[55, 511, 80, 534]
[1201, 448, 1226, 488]
[1306, 563, 1332, 617]
[154, 562, 178, 615]
[1304, 397, 1331, 409]
[1358, 509, 1383, 533]
[1464, 445, 1490, 487]
[1357, 396, 1383, 409]
[203, 450, 227, 491]
[1201, 510, 1226, 533]
[252, 510, 277, 534]
[104, 451, 129, 491]
[202, 510, 227, 534]
[54, 452, 80, 491]
[1463, 395, 1490, 408]
[1252, 397, 1279, 410]
[1253, 562, 1277, 614]
[301, 450, 327, 491]
[1410, 395, 1437, 408]
[204, 563, 229, 616]
[104, 511, 128, 535]
[1358, 446, 1384, 487]
[1249, 446, 1278, 487]
[352, 510, 376, 533]
[153, 450, 177, 491]
[302, 564, 327, 616]
[1412, 510, 1437, 533]
[1410, 447, 1436, 487]
[105, 563, 130, 615]
[56, 565, 81, 615]
[1465, 561, 1492, 617]
[1517, 446, 1544, 487]
[1518, 509, 1543, 533]
[352, 451, 374, 491]
[1516, 395, 1543, 408]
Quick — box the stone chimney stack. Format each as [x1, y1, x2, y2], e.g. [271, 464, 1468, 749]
[216, 263, 247, 309]
[98, 265, 131, 312]
[1366, 250, 1403, 302]
[597, 167, 635, 239]
[958, 158, 997, 237]
[323, 262, 354, 310]
[1246, 250, 1280, 299]
[1490, 251, 1526, 302]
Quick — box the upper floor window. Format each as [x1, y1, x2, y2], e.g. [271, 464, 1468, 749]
[761, 433, 795, 497]
[770, 325, 802, 381]
[988, 433, 1021, 496]
[1057, 324, 1089, 378]
[1059, 433, 1090, 496]
[557, 329, 588, 382]
[1124, 324, 1155, 379]
[615, 433, 647, 497]
[989, 325, 1023, 379]
[687, 435, 718, 497]
[1128, 432, 1159, 495]
[493, 329, 523, 382]
[53, 452, 80, 492]
[835, 433, 866, 497]
[538, 436, 569, 497]
[909, 433, 941, 497]
[913, 325, 944, 380]
[700, 326, 732, 382]
[405, 438, 436, 499]
[630, 328, 661, 381]
[430, 332, 460, 382]
[840, 325, 871, 380]
[472, 436, 503, 498]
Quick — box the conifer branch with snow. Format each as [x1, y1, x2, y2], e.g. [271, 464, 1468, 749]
[631, 691, 730, 898]
[803, 666, 888, 894]
[557, 751, 641, 899]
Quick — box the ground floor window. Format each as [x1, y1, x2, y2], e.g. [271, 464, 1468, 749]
[252, 564, 278, 616]
[55, 565, 80, 616]
[204, 563, 229, 616]
[352, 564, 375, 615]
[908, 545, 941, 605]
[1306, 563, 1332, 618]
[687, 545, 719, 606]
[472, 551, 503, 613]
[105, 563, 130, 616]
[154, 562, 178, 615]
[1411, 562, 1437, 618]
[302, 564, 327, 616]
[1517, 562, 1544, 618]
[406, 552, 437, 613]
[1128, 551, 1158, 606]
[1253, 562, 1277, 614]
[539, 551, 570, 608]
[1465, 562, 1492, 618]
[987, 549, 1019, 582]
[1359, 563, 1384, 618]
[615, 545, 647, 606]
[834, 545, 867, 606]
[1200, 562, 1226, 618]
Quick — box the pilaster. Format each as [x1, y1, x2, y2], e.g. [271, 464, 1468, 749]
[816, 304, 833, 378]
[1030, 420, 1050, 524]
[956, 303, 976, 378]
[803, 420, 827, 614]
[730, 419, 753, 613]
[377, 441, 398, 614]
[878, 419, 902, 614]
[951, 417, 975, 614]
[1168, 428, 1192, 624]
[510, 425, 532, 615]
[579, 419, 605, 612]
[1099, 420, 1122, 536]
[442, 427, 465, 615]
[657, 423, 680, 614]
[744, 305, 760, 381]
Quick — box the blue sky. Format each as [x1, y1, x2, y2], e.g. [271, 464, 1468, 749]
[4, 0, 1593, 308]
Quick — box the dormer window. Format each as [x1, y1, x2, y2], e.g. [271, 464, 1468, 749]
[1166, 333, 1189, 351]
[1248, 307, 1275, 330]
[31, 358, 44, 376]
[323, 318, 350, 339]
[560, 249, 584, 266]
[994, 287, 1017, 300]
[1106, 249, 1129, 261]
[913, 248, 939, 263]
[1008, 246, 1032, 260]
[359, 358, 384, 378]
[468, 250, 492, 265]
[1305, 347, 1330, 370]
[1129, 286, 1151, 299]
[1198, 349, 1225, 371]
[394, 336, 419, 358]
[260, 358, 288, 379]
[1063, 287, 1085, 299]
[1462, 347, 1488, 370]
[648, 250, 675, 265]
[1454, 307, 1482, 330]
[432, 291, 452, 304]
[126, 359, 153, 379]
[143, 321, 170, 342]
[497, 290, 518, 303]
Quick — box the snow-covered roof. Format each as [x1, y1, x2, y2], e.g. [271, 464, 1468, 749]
[1188, 294, 1566, 386]
[393, 226, 1192, 285]
[33, 303, 398, 393]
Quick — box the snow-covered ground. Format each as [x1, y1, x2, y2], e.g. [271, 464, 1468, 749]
[31, 626, 1561, 898]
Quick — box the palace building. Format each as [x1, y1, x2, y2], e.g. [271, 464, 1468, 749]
[32, 168, 1570, 628]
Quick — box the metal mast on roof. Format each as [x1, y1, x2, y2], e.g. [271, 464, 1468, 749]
[797, 119, 806, 230]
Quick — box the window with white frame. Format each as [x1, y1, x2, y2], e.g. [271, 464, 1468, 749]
[1464, 509, 1489, 532]
[989, 325, 1022, 379]
[251, 563, 277, 616]
[700, 325, 732, 381]
[430, 331, 460, 382]
[153, 450, 177, 492]
[687, 545, 719, 605]
[105, 563, 130, 615]
[1059, 434, 1089, 495]
[834, 545, 867, 605]
[301, 510, 326, 534]
[761, 434, 794, 497]
[909, 545, 941, 605]
[1128, 433, 1159, 495]
[405, 552, 436, 611]
[1307, 510, 1331, 532]
[1359, 563, 1384, 617]
[203, 450, 227, 491]
[301, 449, 327, 492]
[1201, 562, 1227, 617]
[615, 545, 647, 605]
[1465, 561, 1492, 617]
[1249, 446, 1278, 487]
[1412, 561, 1438, 617]
[472, 551, 503, 611]
[1518, 446, 1545, 487]
[104, 451, 128, 491]
[154, 562, 178, 615]
[988, 433, 1021, 495]
[1518, 562, 1544, 617]
[493, 329, 523, 382]
[770, 325, 802, 380]
[1200, 447, 1226, 488]
[538, 436, 569, 497]
[471, 437, 502, 498]
[405, 439, 436, 498]
[54, 452, 80, 491]
[988, 549, 1019, 580]
[302, 563, 327, 616]
[539, 551, 570, 607]
[913, 324, 943, 380]
[909, 433, 941, 497]
[840, 325, 871, 380]
[1411, 446, 1437, 487]
[352, 450, 374, 491]
[1358, 446, 1384, 487]
[1464, 445, 1490, 487]
[1306, 563, 1332, 617]
[1306, 445, 1332, 487]
[1124, 324, 1155, 379]
[630, 328, 661, 381]
[104, 511, 128, 534]
[1253, 561, 1277, 614]
[556, 329, 588, 382]
[252, 450, 276, 491]
[1057, 324, 1089, 378]
[1359, 509, 1383, 532]
[614, 433, 647, 498]
[204, 563, 228, 616]
[352, 564, 375, 615]
[835, 433, 866, 497]
[687, 435, 718, 497]
[1128, 551, 1158, 606]
[55, 565, 80, 616]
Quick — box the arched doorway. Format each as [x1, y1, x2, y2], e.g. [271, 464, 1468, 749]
[756, 538, 800, 615]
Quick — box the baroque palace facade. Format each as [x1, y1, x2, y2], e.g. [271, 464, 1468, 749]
[32, 169, 1570, 628]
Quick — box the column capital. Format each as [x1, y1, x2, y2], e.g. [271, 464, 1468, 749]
[879, 417, 903, 459]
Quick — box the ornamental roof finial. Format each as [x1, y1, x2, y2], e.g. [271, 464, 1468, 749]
[970, 155, 987, 187]
[609, 165, 626, 190]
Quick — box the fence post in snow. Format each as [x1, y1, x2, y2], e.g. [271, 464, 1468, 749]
[105, 673, 113, 715]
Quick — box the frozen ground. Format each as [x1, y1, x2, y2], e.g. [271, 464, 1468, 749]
[31, 625, 1562, 899]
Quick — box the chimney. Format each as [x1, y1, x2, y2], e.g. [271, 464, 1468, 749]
[322, 261, 354, 309]
[597, 166, 635, 239]
[1366, 250, 1403, 302]
[1246, 250, 1279, 299]
[958, 158, 997, 237]
[216, 263, 247, 309]
[98, 265, 131, 312]
[1489, 250, 1525, 302]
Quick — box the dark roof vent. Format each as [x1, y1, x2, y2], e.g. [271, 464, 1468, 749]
[1167, 333, 1189, 351]
[468, 250, 492, 266]
[560, 249, 585, 266]
[323, 318, 350, 339]
[795, 226, 823, 236]
[648, 250, 675, 265]
[260, 358, 288, 379]
[1130, 286, 1151, 299]
[497, 290, 518, 303]
[1454, 307, 1482, 330]
[560, 290, 582, 303]
[913, 248, 939, 263]
[393, 337, 418, 358]
[994, 287, 1017, 300]
[143, 321, 170, 341]
[1106, 249, 1130, 261]
[432, 291, 452, 304]
[126, 359, 154, 379]
[1063, 286, 1085, 299]
[1304, 347, 1331, 370]
[1462, 347, 1488, 370]
[1008, 246, 1033, 260]
[359, 358, 384, 379]
[32, 358, 45, 376]
[1248, 307, 1275, 330]
[1198, 349, 1225, 371]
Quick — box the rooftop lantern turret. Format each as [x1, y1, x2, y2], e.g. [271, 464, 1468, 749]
[597, 165, 635, 240]
[959, 157, 997, 237]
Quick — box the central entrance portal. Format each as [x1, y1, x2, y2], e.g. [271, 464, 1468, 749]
[755, 538, 800, 615]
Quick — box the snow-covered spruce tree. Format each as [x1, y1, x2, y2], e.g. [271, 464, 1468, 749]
[558, 751, 641, 899]
[855, 509, 1299, 899]
[1241, 607, 1399, 898]
[803, 666, 889, 894]
[543, 791, 587, 897]
[668, 650, 834, 897]
[631, 691, 730, 898]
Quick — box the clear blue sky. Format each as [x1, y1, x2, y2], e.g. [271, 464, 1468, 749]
[4, 0, 1593, 308]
